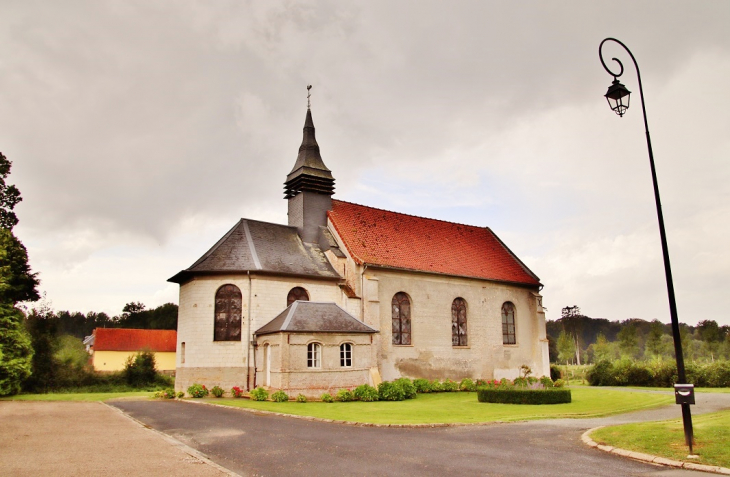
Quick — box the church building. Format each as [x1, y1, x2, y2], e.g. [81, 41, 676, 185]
[170, 99, 549, 396]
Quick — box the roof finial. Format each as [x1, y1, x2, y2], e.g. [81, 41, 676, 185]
[307, 85, 312, 110]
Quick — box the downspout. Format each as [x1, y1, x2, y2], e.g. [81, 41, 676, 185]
[360, 263, 369, 323]
[252, 333, 258, 390]
[246, 271, 253, 390]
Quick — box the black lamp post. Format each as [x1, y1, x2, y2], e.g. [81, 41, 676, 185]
[598, 37, 694, 453]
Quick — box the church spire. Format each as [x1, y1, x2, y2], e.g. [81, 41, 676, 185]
[284, 86, 335, 199]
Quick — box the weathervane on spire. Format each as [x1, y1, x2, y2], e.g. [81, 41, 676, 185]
[307, 85, 312, 110]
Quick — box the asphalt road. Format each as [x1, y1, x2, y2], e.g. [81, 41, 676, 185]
[110, 391, 730, 477]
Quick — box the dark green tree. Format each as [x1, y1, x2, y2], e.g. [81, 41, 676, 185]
[617, 324, 639, 358]
[0, 228, 40, 304]
[0, 152, 21, 230]
[0, 304, 34, 395]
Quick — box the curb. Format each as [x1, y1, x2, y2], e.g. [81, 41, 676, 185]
[581, 427, 730, 475]
[179, 398, 505, 428]
[102, 402, 243, 477]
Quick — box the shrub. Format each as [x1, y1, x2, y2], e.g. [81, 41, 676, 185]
[231, 386, 245, 398]
[395, 378, 417, 399]
[706, 361, 730, 387]
[475, 379, 488, 387]
[378, 381, 406, 401]
[296, 394, 307, 403]
[354, 384, 379, 402]
[124, 351, 158, 387]
[321, 393, 334, 403]
[429, 379, 444, 392]
[187, 383, 209, 398]
[512, 377, 528, 388]
[587, 360, 614, 386]
[336, 389, 355, 402]
[154, 388, 176, 399]
[176, 391, 185, 398]
[441, 379, 459, 392]
[553, 379, 566, 388]
[271, 390, 289, 402]
[550, 365, 562, 381]
[413, 378, 431, 393]
[459, 378, 476, 392]
[539, 376, 554, 388]
[211, 386, 225, 398]
[250, 387, 269, 401]
[477, 388, 572, 405]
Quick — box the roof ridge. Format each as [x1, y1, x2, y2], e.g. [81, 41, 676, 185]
[331, 199, 491, 231]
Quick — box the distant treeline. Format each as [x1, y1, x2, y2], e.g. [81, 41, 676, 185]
[547, 307, 730, 364]
[24, 301, 178, 339]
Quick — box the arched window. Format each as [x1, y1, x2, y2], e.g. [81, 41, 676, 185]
[392, 292, 411, 345]
[452, 298, 467, 346]
[214, 284, 242, 341]
[340, 343, 353, 367]
[307, 342, 321, 368]
[502, 302, 516, 345]
[287, 286, 310, 306]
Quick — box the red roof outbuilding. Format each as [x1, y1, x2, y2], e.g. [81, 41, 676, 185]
[93, 328, 177, 353]
[328, 200, 541, 287]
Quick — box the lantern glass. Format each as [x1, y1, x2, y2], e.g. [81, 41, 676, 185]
[605, 79, 631, 117]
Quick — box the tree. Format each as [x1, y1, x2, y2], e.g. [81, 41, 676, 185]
[0, 304, 34, 395]
[0, 228, 40, 304]
[645, 320, 669, 359]
[557, 330, 576, 365]
[617, 323, 640, 359]
[0, 152, 22, 230]
[590, 332, 615, 362]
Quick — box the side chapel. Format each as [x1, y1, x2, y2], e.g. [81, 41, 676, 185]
[170, 96, 549, 396]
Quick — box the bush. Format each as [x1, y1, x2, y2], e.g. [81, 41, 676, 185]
[477, 388, 572, 405]
[459, 378, 476, 392]
[271, 390, 289, 402]
[176, 391, 185, 398]
[395, 378, 417, 399]
[587, 360, 615, 386]
[231, 386, 245, 398]
[321, 393, 334, 403]
[512, 377, 528, 388]
[211, 386, 224, 398]
[296, 394, 307, 403]
[441, 379, 459, 392]
[475, 379, 488, 387]
[378, 381, 406, 401]
[353, 384, 379, 402]
[413, 378, 432, 393]
[124, 351, 158, 387]
[553, 379, 566, 388]
[154, 388, 176, 399]
[706, 361, 730, 387]
[429, 379, 443, 392]
[336, 389, 355, 402]
[550, 365, 562, 381]
[539, 376, 554, 388]
[250, 387, 269, 401]
[187, 383, 208, 398]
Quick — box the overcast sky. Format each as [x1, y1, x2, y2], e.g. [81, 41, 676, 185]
[2, 1, 729, 326]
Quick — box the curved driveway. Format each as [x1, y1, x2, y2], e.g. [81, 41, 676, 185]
[111, 391, 730, 477]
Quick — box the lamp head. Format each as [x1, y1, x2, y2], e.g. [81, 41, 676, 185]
[605, 78, 631, 117]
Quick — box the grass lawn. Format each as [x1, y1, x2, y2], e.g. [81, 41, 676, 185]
[591, 410, 730, 469]
[0, 391, 155, 402]
[200, 387, 673, 425]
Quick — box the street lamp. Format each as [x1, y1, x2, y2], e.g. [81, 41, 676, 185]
[598, 37, 695, 454]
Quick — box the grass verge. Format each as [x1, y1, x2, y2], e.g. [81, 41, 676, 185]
[591, 410, 730, 469]
[200, 387, 672, 425]
[0, 391, 154, 402]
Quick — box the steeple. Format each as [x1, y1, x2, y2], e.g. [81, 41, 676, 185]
[285, 86, 336, 244]
[284, 88, 335, 199]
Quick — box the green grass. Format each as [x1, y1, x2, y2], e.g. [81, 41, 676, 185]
[591, 410, 730, 468]
[0, 391, 154, 402]
[201, 388, 673, 425]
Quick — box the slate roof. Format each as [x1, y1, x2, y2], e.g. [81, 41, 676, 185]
[168, 219, 341, 284]
[327, 200, 541, 287]
[94, 328, 177, 352]
[255, 301, 378, 336]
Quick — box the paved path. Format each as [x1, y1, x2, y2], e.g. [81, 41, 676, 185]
[110, 391, 730, 477]
[0, 400, 231, 477]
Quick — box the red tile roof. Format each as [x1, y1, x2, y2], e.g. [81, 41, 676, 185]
[328, 200, 541, 287]
[93, 328, 177, 352]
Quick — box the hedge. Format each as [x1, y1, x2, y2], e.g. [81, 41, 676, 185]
[587, 359, 730, 388]
[477, 387, 572, 404]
